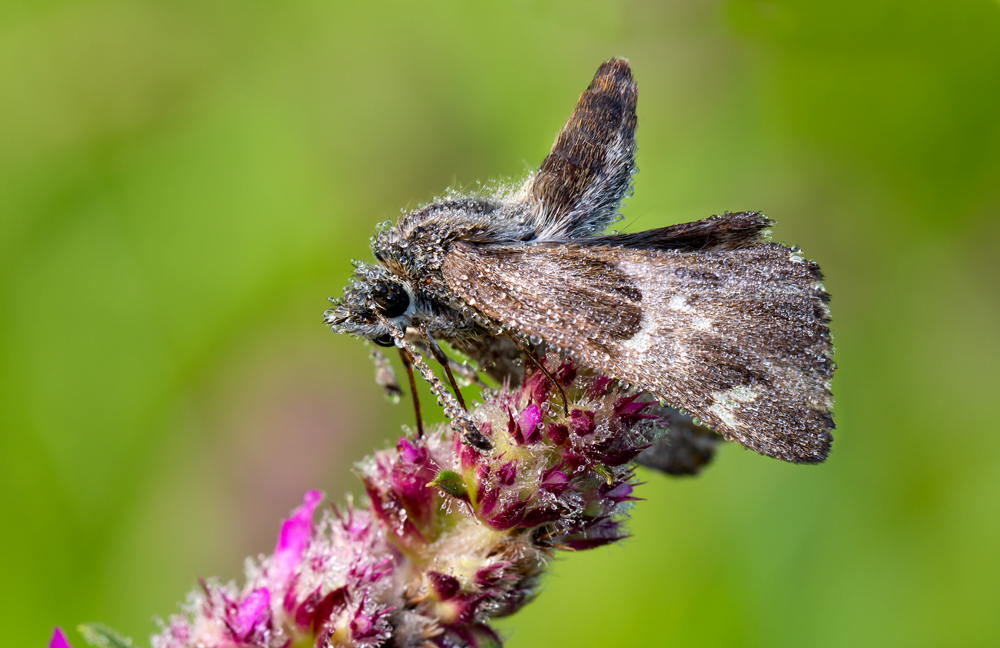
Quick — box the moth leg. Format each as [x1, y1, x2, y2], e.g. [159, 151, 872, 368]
[397, 346, 425, 439]
[506, 332, 569, 415]
[368, 345, 403, 403]
[637, 406, 721, 476]
[450, 332, 524, 387]
[410, 340, 488, 389]
[419, 328, 467, 411]
[375, 313, 491, 452]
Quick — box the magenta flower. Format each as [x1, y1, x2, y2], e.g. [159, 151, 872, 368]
[271, 489, 322, 590]
[48, 628, 71, 648]
[54, 355, 719, 648]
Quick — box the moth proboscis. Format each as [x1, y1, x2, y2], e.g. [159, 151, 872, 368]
[325, 58, 835, 464]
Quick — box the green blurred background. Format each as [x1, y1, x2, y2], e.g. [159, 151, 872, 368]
[2, 1, 999, 646]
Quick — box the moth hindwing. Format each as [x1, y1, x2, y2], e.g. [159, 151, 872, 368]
[325, 57, 835, 464]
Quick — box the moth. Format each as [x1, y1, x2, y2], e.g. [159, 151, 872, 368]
[325, 58, 834, 464]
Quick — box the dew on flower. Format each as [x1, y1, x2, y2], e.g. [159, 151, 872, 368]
[55, 354, 718, 648]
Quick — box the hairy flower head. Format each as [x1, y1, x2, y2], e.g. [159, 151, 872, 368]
[56, 355, 716, 648]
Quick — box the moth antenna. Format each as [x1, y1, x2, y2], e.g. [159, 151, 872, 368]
[419, 327, 467, 411]
[506, 332, 569, 415]
[396, 346, 424, 439]
[375, 313, 491, 452]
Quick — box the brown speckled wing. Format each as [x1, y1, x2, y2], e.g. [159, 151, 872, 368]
[442, 239, 835, 464]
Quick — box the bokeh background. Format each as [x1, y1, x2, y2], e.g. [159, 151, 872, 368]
[3, 1, 999, 646]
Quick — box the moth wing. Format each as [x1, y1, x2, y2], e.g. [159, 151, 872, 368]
[442, 240, 834, 464]
[580, 211, 774, 252]
[522, 58, 637, 240]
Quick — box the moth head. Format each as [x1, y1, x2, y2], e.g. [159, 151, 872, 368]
[325, 261, 415, 347]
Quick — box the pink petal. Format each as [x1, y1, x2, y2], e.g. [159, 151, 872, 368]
[519, 405, 542, 443]
[48, 628, 72, 648]
[588, 375, 612, 397]
[570, 409, 596, 435]
[495, 461, 517, 486]
[271, 490, 323, 589]
[521, 371, 551, 405]
[396, 438, 420, 463]
[605, 483, 633, 501]
[351, 614, 373, 636]
[544, 423, 569, 445]
[540, 469, 568, 492]
[426, 571, 461, 600]
[232, 588, 270, 640]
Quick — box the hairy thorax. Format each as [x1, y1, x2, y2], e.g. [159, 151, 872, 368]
[372, 197, 537, 309]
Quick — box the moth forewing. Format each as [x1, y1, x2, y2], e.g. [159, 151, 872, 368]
[442, 238, 834, 464]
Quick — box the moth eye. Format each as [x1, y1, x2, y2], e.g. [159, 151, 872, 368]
[373, 333, 394, 347]
[371, 281, 410, 318]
